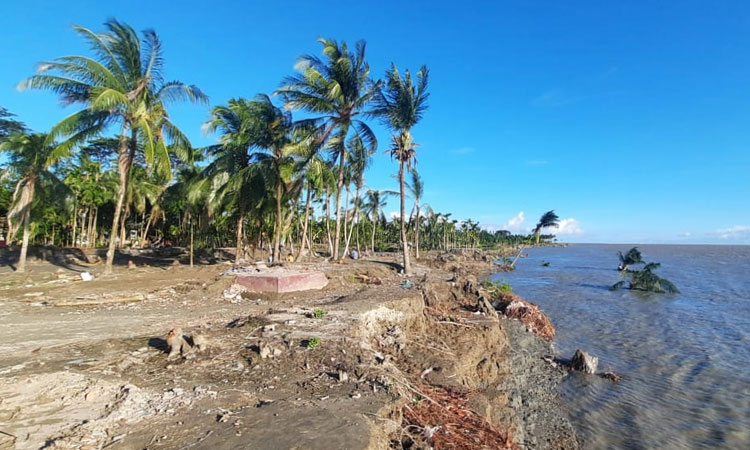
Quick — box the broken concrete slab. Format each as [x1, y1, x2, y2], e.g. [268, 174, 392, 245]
[235, 271, 328, 293]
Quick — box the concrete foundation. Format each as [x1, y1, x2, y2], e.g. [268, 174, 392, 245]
[235, 271, 328, 293]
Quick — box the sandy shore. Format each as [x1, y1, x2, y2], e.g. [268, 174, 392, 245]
[0, 247, 577, 449]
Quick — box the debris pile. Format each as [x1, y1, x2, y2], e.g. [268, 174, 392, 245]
[400, 385, 518, 450]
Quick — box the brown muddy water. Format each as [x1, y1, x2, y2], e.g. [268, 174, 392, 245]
[491, 244, 750, 449]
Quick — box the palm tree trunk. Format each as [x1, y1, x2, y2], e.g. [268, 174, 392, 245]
[398, 160, 411, 275]
[343, 185, 360, 256]
[235, 202, 245, 264]
[324, 186, 333, 257]
[295, 183, 312, 262]
[92, 207, 99, 247]
[273, 178, 282, 263]
[342, 185, 350, 247]
[414, 202, 420, 259]
[119, 206, 128, 249]
[141, 211, 152, 245]
[332, 124, 350, 261]
[17, 204, 32, 273]
[71, 204, 78, 248]
[190, 217, 194, 267]
[371, 217, 376, 254]
[105, 132, 134, 274]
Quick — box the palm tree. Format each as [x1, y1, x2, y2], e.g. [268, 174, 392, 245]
[277, 38, 379, 261]
[406, 168, 424, 259]
[0, 132, 68, 272]
[363, 189, 389, 253]
[166, 164, 210, 266]
[617, 247, 645, 271]
[532, 210, 560, 245]
[374, 64, 429, 275]
[203, 98, 265, 264]
[343, 134, 375, 256]
[19, 19, 207, 273]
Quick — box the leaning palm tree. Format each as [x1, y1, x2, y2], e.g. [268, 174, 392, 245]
[19, 19, 207, 273]
[0, 132, 68, 272]
[617, 247, 645, 271]
[277, 38, 380, 261]
[374, 64, 429, 275]
[532, 210, 560, 245]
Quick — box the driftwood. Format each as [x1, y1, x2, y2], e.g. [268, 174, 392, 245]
[570, 349, 598, 374]
[54, 295, 144, 307]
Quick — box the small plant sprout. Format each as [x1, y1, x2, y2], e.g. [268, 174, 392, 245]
[312, 309, 327, 318]
[306, 337, 322, 349]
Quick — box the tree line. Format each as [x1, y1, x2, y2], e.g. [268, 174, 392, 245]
[0, 20, 559, 274]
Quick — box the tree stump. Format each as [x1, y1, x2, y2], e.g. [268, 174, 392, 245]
[571, 349, 598, 374]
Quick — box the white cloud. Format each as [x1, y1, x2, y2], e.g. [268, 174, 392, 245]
[555, 218, 584, 236]
[678, 231, 692, 238]
[388, 211, 399, 220]
[714, 225, 750, 240]
[502, 212, 528, 233]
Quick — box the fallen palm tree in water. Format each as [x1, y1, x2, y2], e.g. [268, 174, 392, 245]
[610, 262, 680, 294]
[617, 247, 645, 271]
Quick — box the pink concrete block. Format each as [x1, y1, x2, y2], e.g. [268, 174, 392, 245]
[235, 271, 328, 293]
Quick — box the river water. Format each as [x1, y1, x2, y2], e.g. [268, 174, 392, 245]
[490, 244, 750, 449]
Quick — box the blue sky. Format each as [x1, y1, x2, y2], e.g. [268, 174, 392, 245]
[1, 0, 749, 244]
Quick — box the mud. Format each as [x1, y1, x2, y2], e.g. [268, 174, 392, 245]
[0, 249, 577, 449]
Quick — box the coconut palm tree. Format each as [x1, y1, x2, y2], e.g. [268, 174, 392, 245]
[406, 168, 424, 259]
[532, 210, 559, 245]
[19, 19, 207, 273]
[343, 134, 375, 256]
[0, 132, 69, 272]
[617, 247, 645, 271]
[277, 38, 379, 261]
[374, 64, 429, 274]
[363, 189, 390, 253]
[203, 98, 266, 264]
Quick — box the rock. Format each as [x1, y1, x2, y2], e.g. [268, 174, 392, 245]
[570, 349, 598, 374]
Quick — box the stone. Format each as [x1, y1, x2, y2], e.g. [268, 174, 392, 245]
[570, 349, 598, 374]
[235, 271, 328, 293]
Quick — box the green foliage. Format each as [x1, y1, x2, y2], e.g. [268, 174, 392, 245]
[482, 280, 513, 298]
[306, 336, 322, 349]
[610, 261, 680, 294]
[533, 210, 560, 244]
[0, 107, 26, 141]
[617, 247, 644, 270]
[312, 309, 327, 318]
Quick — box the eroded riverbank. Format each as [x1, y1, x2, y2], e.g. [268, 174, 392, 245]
[0, 248, 576, 449]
